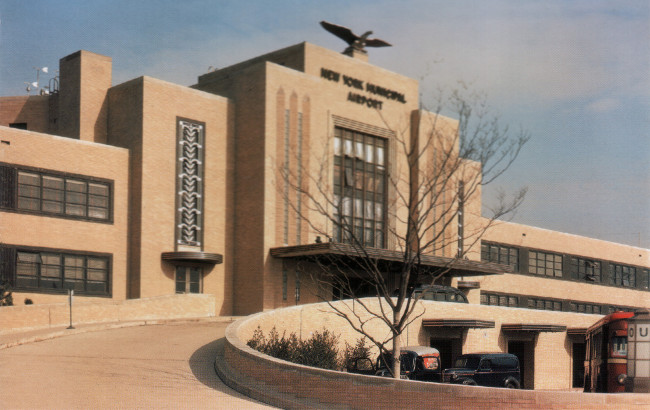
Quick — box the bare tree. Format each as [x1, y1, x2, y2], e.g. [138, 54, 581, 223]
[276, 87, 528, 379]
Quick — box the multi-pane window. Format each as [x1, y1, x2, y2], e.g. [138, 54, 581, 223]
[332, 127, 386, 248]
[570, 302, 602, 314]
[609, 264, 636, 288]
[17, 170, 110, 220]
[15, 250, 109, 295]
[527, 297, 562, 311]
[480, 292, 518, 307]
[640, 269, 650, 291]
[570, 257, 601, 282]
[175, 266, 202, 294]
[528, 250, 562, 277]
[481, 243, 519, 271]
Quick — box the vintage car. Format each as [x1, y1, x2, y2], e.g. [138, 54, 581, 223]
[374, 346, 442, 381]
[443, 353, 521, 388]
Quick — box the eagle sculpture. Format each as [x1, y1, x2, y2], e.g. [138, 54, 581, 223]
[320, 21, 391, 55]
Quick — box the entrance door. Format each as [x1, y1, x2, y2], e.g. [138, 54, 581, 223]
[175, 266, 202, 293]
[430, 338, 462, 371]
[508, 341, 534, 389]
[572, 342, 586, 388]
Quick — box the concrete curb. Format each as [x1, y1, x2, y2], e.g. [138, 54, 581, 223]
[214, 337, 300, 409]
[0, 316, 239, 350]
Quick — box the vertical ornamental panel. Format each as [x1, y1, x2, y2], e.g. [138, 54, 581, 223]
[176, 120, 204, 248]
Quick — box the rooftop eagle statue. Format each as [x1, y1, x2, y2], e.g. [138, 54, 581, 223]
[320, 21, 392, 55]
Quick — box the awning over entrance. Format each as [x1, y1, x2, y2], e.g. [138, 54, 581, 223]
[423, 319, 495, 329]
[270, 243, 512, 277]
[161, 251, 223, 265]
[567, 327, 588, 337]
[501, 323, 567, 333]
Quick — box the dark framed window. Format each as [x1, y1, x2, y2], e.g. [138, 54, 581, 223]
[282, 269, 288, 301]
[640, 269, 650, 291]
[175, 266, 202, 293]
[481, 243, 519, 271]
[609, 263, 636, 288]
[480, 292, 518, 307]
[13, 248, 110, 295]
[527, 297, 562, 311]
[332, 127, 386, 248]
[570, 302, 602, 315]
[2, 165, 112, 222]
[528, 250, 562, 277]
[570, 257, 601, 283]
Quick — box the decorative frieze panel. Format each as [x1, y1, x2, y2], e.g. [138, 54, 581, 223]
[176, 120, 204, 248]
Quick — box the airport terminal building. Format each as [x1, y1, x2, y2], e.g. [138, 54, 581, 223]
[1, 42, 648, 390]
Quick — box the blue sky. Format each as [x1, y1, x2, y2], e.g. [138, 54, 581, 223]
[1, 0, 648, 248]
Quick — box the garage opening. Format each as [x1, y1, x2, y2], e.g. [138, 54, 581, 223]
[572, 342, 586, 388]
[508, 340, 535, 389]
[430, 338, 462, 371]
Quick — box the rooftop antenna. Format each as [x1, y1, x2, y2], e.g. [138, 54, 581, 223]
[25, 66, 50, 95]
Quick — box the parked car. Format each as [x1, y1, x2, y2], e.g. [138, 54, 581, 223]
[375, 346, 442, 381]
[346, 357, 376, 376]
[443, 353, 521, 388]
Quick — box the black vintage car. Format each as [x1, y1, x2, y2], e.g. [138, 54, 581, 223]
[375, 346, 442, 382]
[443, 353, 521, 388]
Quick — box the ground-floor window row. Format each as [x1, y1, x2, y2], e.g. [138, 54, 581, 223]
[0, 245, 111, 296]
[480, 291, 639, 314]
[481, 241, 649, 291]
[0, 163, 113, 222]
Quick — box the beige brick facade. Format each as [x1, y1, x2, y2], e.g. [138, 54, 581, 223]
[0, 42, 648, 390]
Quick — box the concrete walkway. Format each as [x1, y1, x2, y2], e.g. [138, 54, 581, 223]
[0, 318, 276, 409]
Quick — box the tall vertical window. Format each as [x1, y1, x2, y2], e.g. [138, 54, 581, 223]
[175, 266, 202, 293]
[332, 127, 386, 248]
[528, 250, 562, 277]
[14, 170, 110, 220]
[282, 269, 288, 301]
[296, 112, 303, 244]
[609, 264, 636, 288]
[283, 110, 290, 245]
[294, 272, 301, 302]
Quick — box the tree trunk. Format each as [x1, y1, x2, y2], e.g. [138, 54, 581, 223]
[392, 316, 401, 379]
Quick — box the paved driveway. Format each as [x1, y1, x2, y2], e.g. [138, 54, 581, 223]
[0, 321, 275, 409]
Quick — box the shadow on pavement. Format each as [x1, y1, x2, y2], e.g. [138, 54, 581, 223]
[189, 337, 267, 404]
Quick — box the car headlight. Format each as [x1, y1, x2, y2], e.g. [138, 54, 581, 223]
[617, 373, 627, 385]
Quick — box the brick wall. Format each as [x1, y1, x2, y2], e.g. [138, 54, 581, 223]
[220, 303, 650, 409]
[0, 293, 216, 333]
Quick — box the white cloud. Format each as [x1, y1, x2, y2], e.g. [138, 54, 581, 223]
[586, 98, 621, 113]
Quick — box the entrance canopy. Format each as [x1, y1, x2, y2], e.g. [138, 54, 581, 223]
[161, 251, 223, 266]
[501, 323, 567, 333]
[423, 319, 496, 329]
[270, 243, 512, 277]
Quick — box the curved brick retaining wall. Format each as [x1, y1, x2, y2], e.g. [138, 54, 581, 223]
[216, 302, 650, 409]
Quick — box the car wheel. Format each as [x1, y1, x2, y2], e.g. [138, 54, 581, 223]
[461, 379, 477, 386]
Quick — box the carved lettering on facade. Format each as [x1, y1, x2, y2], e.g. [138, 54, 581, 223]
[320, 67, 407, 110]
